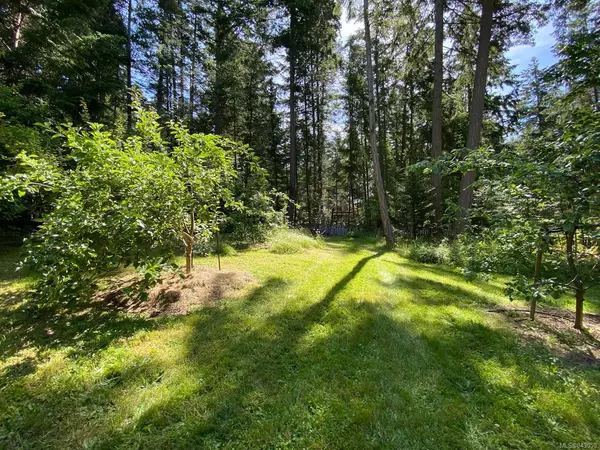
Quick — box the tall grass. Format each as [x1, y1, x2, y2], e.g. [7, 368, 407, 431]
[268, 228, 324, 254]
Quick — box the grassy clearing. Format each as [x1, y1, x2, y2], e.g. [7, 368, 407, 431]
[400, 239, 600, 316]
[1, 238, 599, 449]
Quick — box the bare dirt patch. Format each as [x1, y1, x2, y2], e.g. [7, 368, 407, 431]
[489, 306, 600, 364]
[95, 267, 255, 317]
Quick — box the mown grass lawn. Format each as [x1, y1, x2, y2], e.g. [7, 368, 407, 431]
[1, 237, 599, 449]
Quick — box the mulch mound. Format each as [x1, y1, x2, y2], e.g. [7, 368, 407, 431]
[489, 306, 600, 364]
[95, 268, 255, 317]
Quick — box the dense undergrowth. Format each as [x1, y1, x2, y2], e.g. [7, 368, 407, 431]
[405, 235, 528, 277]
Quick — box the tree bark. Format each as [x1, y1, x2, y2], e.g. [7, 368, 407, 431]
[171, 47, 177, 116]
[287, 6, 298, 224]
[401, 84, 408, 164]
[304, 79, 312, 225]
[214, 0, 226, 134]
[190, 13, 198, 124]
[317, 77, 325, 221]
[126, 0, 134, 131]
[311, 64, 319, 222]
[409, 81, 415, 164]
[455, 0, 494, 234]
[179, 42, 185, 118]
[184, 214, 195, 275]
[157, 67, 165, 115]
[12, 8, 25, 50]
[363, 0, 395, 246]
[431, 0, 444, 223]
[269, 82, 279, 193]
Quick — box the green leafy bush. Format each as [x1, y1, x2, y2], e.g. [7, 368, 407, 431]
[505, 274, 565, 304]
[226, 191, 287, 246]
[406, 231, 536, 277]
[193, 241, 214, 257]
[1, 104, 277, 303]
[408, 240, 451, 265]
[216, 243, 237, 256]
[17, 118, 185, 302]
[0, 110, 53, 225]
[193, 240, 238, 257]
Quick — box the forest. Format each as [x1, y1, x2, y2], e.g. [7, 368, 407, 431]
[0, 0, 599, 448]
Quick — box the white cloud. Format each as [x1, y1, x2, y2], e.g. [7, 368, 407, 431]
[339, 7, 363, 44]
[507, 24, 556, 72]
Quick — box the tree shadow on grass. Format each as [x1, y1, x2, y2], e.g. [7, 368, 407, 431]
[0, 245, 154, 359]
[382, 265, 600, 366]
[101, 286, 598, 448]
[0, 245, 35, 287]
[3, 248, 600, 448]
[384, 273, 501, 309]
[0, 290, 157, 362]
[96, 249, 598, 448]
[1, 351, 168, 448]
[323, 236, 384, 255]
[397, 259, 501, 284]
[89, 250, 388, 445]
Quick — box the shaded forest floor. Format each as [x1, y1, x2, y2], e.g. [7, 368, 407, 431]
[1, 238, 599, 449]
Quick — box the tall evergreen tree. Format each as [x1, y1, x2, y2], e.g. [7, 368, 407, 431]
[363, 0, 395, 245]
[431, 0, 444, 223]
[455, 0, 495, 234]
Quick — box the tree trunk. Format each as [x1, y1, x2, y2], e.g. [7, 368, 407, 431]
[431, 0, 444, 223]
[304, 81, 312, 225]
[374, 34, 384, 181]
[185, 211, 196, 275]
[287, 7, 298, 224]
[12, 9, 24, 49]
[157, 67, 165, 115]
[190, 13, 197, 124]
[311, 67, 319, 222]
[269, 83, 279, 193]
[214, 0, 226, 134]
[171, 49, 177, 116]
[126, 0, 133, 132]
[566, 230, 585, 329]
[575, 287, 585, 330]
[455, 0, 494, 234]
[179, 42, 185, 118]
[409, 81, 415, 164]
[185, 245, 192, 274]
[401, 84, 408, 163]
[317, 78, 325, 221]
[363, 0, 395, 246]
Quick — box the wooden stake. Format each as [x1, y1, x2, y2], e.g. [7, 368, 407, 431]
[216, 231, 221, 271]
[530, 247, 543, 321]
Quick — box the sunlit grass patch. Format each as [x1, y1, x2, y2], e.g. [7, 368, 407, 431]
[0, 238, 599, 449]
